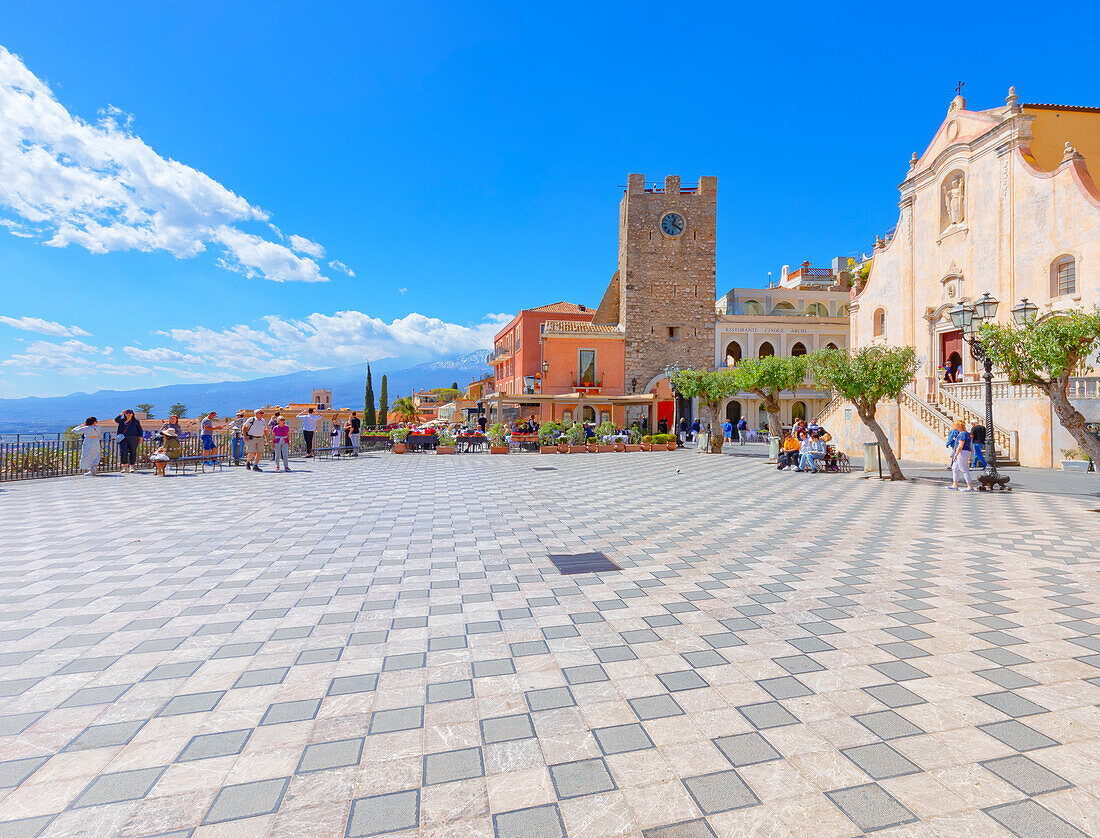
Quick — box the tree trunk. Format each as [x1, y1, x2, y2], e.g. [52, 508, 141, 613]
[705, 401, 724, 453]
[753, 390, 782, 438]
[1045, 375, 1100, 463]
[856, 402, 905, 480]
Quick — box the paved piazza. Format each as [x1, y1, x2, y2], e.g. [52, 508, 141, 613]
[2, 451, 1099, 838]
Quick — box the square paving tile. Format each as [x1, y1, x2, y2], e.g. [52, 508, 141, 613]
[712, 732, 782, 767]
[756, 675, 812, 700]
[562, 664, 609, 685]
[159, 691, 224, 717]
[347, 789, 420, 837]
[628, 694, 684, 721]
[177, 729, 252, 762]
[592, 723, 654, 755]
[682, 768, 760, 814]
[642, 819, 718, 838]
[976, 691, 1049, 718]
[473, 658, 516, 678]
[203, 776, 289, 824]
[983, 799, 1089, 837]
[978, 720, 1060, 752]
[328, 673, 378, 696]
[481, 713, 535, 744]
[233, 667, 288, 689]
[71, 766, 166, 808]
[852, 710, 925, 740]
[493, 803, 565, 838]
[548, 758, 616, 799]
[980, 754, 1073, 795]
[525, 686, 575, 712]
[0, 756, 48, 788]
[423, 746, 483, 785]
[862, 683, 926, 708]
[427, 679, 474, 703]
[736, 701, 799, 730]
[656, 670, 708, 692]
[369, 705, 424, 735]
[826, 782, 918, 832]
[260, 698, 321, 726]
[841, 742, 921, 780]
[64, 720, 145, 752]
[297, 737, 364, 773]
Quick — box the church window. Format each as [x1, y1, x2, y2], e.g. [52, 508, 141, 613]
[667, 326, 680, 340]
[873, 308, 886, 337]
[1053, 256, 1076, 297]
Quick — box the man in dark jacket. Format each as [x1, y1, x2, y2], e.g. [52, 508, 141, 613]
[970, 423, 987, 469]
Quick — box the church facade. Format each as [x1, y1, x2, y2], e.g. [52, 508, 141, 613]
[825, 89, 1100, 467]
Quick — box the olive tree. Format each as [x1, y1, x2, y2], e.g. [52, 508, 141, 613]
[808, 346, 917, 481]
[977, 309, 1100, 462]
[670, 368, 739, 453]
[730, 356, 808, 438]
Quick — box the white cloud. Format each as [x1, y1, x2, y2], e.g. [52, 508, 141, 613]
[328, 260, 355, 277]
[0, 315, 90, 337]
[398, 287, 408, 295]
[123, 345, 203, 364]
[158, 309, 510, 377]
[0, 338, 149, 377]
[0, 46, 340, 283]
[288, 234, 325, 258]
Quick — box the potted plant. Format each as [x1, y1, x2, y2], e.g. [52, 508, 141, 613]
[625, 427, 642, 452]
[664, 433, 678, 451]
[538, 421, 562, 454]
[566, 422, 587, 453]
[596, 421, 616, 453]
[640, 434, 653, 452]
[436, 428, 456, 455]
[1060, 448, 1090, 473]
[487, 423, 508, 454]
[391, 426, 410, 454]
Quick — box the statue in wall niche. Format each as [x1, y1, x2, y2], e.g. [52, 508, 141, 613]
[945, 176, 965, 225]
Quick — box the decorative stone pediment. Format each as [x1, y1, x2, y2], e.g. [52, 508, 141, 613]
[910, 103, 1000, 179]
[940, 272, 964, 302]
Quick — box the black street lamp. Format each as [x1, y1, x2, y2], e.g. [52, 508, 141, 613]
[948, 292, 1011, 491]
[664, 363, 683, 441]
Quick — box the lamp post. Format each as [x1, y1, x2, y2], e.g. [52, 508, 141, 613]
[948, 292, 1011, 491]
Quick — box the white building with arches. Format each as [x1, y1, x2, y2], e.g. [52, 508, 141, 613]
[715, 280, 849, 429]
[825, 89, 1100, 467]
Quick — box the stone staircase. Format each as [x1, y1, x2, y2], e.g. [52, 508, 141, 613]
[901, 386, 1020, 466]
[814, 388, 1020, 466]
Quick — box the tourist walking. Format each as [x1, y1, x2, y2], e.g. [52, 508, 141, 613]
[949, 419, 975, 491]
[690, 418, 701, 444]
[737, 416, 748, 445]
[297, 408, 318, 457]
[113, 409, 142, 473]
[349, 411, 361, 457]
[200, 411, 218, 465]
[678, 417, 688, 444]
[228, 411, 245, 465]
[722, 418, 733, 442]
[272, 416, 291, 471]
[970, 422, 987, 470]
[243, 410, 268, 471]
[71, 417, 101, 476]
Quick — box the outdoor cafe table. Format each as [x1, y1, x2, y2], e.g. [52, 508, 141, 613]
[456, 434, 487, 453]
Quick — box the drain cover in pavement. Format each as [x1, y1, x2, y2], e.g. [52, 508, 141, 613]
[548, 551, 622, 575]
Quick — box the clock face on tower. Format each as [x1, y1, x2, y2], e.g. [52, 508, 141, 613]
[660, 212, 685, 237]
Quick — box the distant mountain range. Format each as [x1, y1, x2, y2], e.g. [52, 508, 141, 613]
[0, 350, 490, 434]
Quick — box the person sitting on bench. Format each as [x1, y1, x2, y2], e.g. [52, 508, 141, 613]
[796, 431, 827, 473]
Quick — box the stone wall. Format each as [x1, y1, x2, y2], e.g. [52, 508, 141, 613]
[619, 173, 717, 392]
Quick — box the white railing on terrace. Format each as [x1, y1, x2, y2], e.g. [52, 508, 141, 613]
[942, 377, 1100, 402]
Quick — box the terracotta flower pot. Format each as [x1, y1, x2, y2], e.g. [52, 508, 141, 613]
[557, 444, 569, 453]
[436, 446, 455, 454]
[625, 444, 641, 452]
[490, 446, 509, 454]
[585, 444, 598, 453]
[540, 446, 557, 454]
[613, 442, 626, 452]
[596, 444, 613, 453]
[666, 441, 677, 451]
[568, 445, 587, 453]
[392, 443, 407, 454]
[639, 443, 652, 451]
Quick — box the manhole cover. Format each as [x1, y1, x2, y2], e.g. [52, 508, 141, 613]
[548, 551, 622, 575]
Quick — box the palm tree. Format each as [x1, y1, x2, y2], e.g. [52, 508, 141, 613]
[392, 396, 421, 424]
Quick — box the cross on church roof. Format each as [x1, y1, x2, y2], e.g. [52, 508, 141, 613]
[955, 80, 965, 96]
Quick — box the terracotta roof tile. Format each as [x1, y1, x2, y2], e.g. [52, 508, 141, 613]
[527, 301, 592, 314]
[541, 320, 622, 334]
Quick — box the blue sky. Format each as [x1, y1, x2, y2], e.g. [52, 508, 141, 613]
[1, 1, 1096, 398]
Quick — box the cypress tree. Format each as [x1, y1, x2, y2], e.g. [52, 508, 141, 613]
[364, 365, 376, 427]
[451, 380, 458, 390]
[378, 375, 388, 426]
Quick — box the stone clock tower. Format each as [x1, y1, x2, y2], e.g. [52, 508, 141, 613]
[602, 173, 717, 391]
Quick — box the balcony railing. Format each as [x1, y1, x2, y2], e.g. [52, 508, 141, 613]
[487, 347, 514, 364]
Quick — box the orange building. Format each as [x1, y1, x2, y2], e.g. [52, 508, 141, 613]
[489, 302, 595, 397]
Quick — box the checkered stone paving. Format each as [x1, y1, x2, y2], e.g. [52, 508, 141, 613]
[1, 451, 1099, 837]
